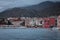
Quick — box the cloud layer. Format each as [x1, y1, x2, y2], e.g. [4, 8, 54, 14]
[0, 0, 60, 12]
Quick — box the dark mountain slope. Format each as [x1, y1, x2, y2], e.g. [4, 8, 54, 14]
[0, 1, 60, 17]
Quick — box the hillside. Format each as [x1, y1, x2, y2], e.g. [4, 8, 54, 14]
[0, 1, 60, 17]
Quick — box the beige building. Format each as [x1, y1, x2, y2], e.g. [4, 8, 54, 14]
[57, 15, 60, 28]
[25, 17, 44, 28]
[7, 17, 24, 26]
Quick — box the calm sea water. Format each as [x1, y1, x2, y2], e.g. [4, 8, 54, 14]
[0, 28, 59, 40]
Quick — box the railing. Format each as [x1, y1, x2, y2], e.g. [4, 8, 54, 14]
[0, 25, 58, 29]
[0, 25, 25, 29]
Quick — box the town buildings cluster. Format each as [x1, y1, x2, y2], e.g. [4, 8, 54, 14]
[0, 15, 60, 28]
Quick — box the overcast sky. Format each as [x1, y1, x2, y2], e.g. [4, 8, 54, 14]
[0, 0, 60, 12]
